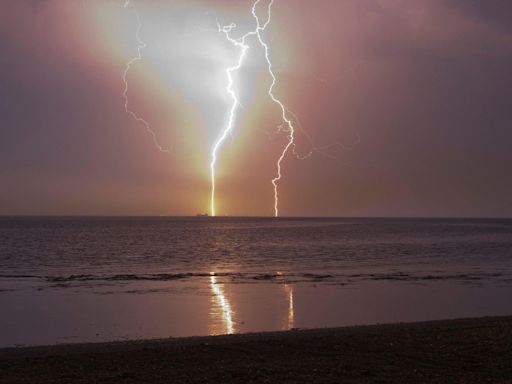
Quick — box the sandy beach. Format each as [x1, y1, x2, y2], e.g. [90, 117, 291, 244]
[1, 316, 511, 383]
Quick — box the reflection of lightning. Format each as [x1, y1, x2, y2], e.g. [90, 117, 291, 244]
[123, 0, 169, 153]
[210, 274, 235, 334]
[277, 272, 294, 329]
[285, 283, 294, 329]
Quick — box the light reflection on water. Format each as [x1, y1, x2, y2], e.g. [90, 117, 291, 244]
[209, 274, 235, 335]
[209, 272, 295, 336]
[1, 217, 511, 347]
[2, 279, 512, 347]
[285, 283, 294, 330]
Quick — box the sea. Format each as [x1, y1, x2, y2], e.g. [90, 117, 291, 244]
[1, 217, 511, 347]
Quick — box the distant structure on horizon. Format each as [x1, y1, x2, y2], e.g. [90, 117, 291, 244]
[196, 213, 209, 217]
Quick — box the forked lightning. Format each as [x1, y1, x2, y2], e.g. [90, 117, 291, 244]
[212, 0, 296, 217]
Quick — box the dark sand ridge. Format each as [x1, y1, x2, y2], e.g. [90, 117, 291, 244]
[1, 316, 511, 383]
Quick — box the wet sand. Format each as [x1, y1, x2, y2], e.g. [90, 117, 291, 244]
[1, 316, 511, 383]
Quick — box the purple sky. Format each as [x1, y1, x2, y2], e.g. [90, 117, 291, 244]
[0, 0, 511, 216]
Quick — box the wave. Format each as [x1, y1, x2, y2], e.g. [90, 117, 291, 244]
[0, 271, 507, 287]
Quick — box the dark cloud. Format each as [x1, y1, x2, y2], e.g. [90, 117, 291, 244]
[451, 0, 512, 33]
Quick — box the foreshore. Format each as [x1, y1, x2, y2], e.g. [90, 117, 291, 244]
[1, 316, 511, 383]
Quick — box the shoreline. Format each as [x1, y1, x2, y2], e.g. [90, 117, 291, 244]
[1, 316, 511, 383]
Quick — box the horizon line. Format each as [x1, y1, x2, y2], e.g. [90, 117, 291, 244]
[0, 215, 510, 220]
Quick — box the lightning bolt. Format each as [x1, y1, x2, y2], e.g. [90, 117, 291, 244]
[209, 22, 253, 217]
[122, 0, 169, 153]
[250, 0, 296, 217]
[210, 0, 286, 217]
[122, 0, 351, 217]
[211, 0, 299, 217]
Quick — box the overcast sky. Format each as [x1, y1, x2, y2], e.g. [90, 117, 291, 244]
[0, 0, 511, 217]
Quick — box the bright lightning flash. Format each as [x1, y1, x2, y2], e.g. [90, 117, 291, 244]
[209, 22, 252, 217]
[123, 0, 169, 153]
[251, 0, 296, 218]
[123, 1, 330, 217]
[211, 0, 296, 217]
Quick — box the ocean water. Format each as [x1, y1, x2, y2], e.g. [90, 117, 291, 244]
[1, 217, 511, 347]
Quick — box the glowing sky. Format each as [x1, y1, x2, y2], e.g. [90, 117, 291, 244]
[1, 0, 511, 217]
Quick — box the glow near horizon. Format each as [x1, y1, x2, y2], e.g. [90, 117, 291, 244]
[122, 0, 298, 217]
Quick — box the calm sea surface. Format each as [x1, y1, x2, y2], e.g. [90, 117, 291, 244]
[1, 217, 511, 347]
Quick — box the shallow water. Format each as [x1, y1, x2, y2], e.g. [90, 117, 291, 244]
[1, 217, 511, 347]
